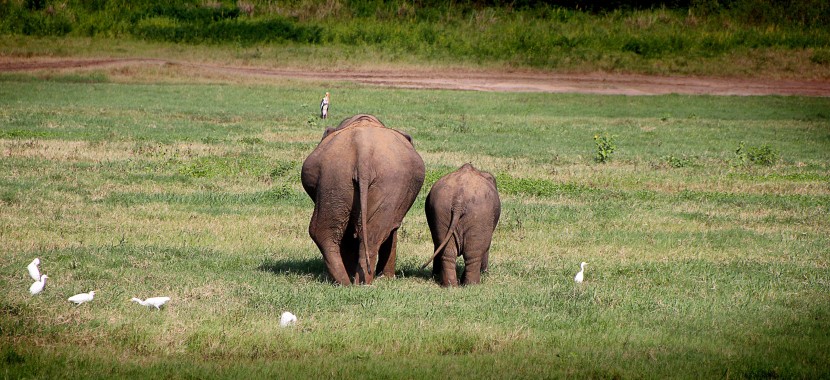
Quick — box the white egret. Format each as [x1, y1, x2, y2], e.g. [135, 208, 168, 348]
[131, 297, 170, 310]
[27, 258, 41, 281]
[68, 291, 96, 305]
[280, 311, 297, 327]
[574, 262, 588, 283]
[29, 274, 48, 295]
[320, 92, 330, 119]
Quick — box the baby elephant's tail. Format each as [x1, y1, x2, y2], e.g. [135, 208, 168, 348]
[421, 207, 462, 270]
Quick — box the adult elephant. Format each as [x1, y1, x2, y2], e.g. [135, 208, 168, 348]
[421, 163, 501, 287]
[301, 114, 425, 285]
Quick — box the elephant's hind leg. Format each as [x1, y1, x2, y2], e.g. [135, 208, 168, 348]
[481, 249, 490, 273]
[461, 247, 489, 286]
[317, 239, 352, 285]
[309, 209, 352, 286]
[375, 229, 398, 278]
[439, 244, 460, 287]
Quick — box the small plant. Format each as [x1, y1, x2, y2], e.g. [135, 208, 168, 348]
[593, 133, 616, 163]
[735, 141, 747, 166]
[748, 144, 780, 166]
[239, 136, 264, 145]
[664, 154, 694, 168]
[735, 141, 780, 166]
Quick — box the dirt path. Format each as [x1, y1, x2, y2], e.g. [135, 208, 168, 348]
[2, 57, 829, 96]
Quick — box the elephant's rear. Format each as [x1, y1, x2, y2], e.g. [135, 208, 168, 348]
[300, 115, 425, 285]
[351, 126, 425, 265]
[354, 126, 425, 215]
[426, 163, 501, 286]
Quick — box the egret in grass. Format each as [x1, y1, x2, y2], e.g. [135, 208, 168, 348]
[320, 92, 330, 119]
[131, 297, 170, 310]
[27, 258, 41, 281]
[68, 291, 96, 305]
[574, 262, 588, 283]
[280, 311, 297, 327]
[29, 274, 48, 295]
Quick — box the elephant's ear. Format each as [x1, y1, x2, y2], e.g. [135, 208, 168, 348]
[399, 131, 414, 145]
[482, 171, 498, 187]
[321, 127, 336, 140]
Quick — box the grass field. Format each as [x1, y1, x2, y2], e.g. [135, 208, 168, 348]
[1, 73, 829, 378]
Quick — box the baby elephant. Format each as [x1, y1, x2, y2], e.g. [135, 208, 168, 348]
[422, 163, 501, 286]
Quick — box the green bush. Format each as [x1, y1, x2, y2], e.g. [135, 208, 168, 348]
[133, 16, 320, 44]
[735, 141, 780, 166]
[0, 5, 73, 36]
[133, 17, 185, 42]
[811, 49, 830, 65]
[593, 133, 616, 163]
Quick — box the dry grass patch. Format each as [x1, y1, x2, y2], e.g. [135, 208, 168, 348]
[642, 178, 830, 196]
[0, 139, 240, 164]
[2, 139, 130, 161]
[260, 130, 319, 144]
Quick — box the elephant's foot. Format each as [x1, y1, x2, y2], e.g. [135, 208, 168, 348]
[352, 268, 375, 285]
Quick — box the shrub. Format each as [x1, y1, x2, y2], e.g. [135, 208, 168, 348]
[132, 16, 321, 44]
[747, 144, 780, 166]
[735, 141, 780, 166]
[593, 133, 616, 163]
[0, 5, 73, 36]
[810, 49, 830, 65]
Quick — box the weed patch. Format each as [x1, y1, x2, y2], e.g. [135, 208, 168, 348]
[593, 133, 616, 163]
[735, 141, 780, 166]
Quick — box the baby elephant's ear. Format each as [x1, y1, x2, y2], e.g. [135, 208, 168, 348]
[400, 131, 414, 144]
[482, 171, 497, 186]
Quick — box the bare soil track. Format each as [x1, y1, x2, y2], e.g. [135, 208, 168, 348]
[2, 57, 829, 96]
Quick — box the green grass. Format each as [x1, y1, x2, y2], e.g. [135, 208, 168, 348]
[1, 76, 829, 378]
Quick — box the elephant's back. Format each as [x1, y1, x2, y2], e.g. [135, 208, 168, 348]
[432, 165, 497, 199]
[355, 126, 422, 168]
[428, 165, 500, 223]
[302, 122, 425, 201]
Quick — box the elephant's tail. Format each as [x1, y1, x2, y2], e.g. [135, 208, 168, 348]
[357, 174, 372, 281]
[420, 206, 462, 270]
